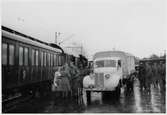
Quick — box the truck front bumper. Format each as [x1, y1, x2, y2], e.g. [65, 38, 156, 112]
[83, 87, 115, 92]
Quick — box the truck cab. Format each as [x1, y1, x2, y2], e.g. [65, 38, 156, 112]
[83, 57, 123, 92]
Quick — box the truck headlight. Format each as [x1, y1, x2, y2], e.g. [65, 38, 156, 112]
[105, 74, 110, 79]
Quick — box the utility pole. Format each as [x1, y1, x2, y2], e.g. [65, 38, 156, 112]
[55, 32, 57, 44]
[55, 32, 61, 44]
[81, 44, 83, 55]
[58, 34, 75, 45]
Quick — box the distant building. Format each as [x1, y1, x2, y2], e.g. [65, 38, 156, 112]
[63, 45, 87, 58]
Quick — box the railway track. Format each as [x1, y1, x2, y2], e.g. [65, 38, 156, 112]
[2, 93, 33, 113]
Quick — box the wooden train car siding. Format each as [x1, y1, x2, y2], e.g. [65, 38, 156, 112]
[2, 27, 64, 93]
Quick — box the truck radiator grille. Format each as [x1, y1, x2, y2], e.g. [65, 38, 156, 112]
[95, 73, 104, 88]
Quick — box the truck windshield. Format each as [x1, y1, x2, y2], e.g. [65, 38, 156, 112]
[95, 60, 116, 68]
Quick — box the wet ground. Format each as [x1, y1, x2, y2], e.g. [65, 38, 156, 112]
[9, 79, 166, 113]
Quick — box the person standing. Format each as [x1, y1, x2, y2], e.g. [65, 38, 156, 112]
[59, 63, 72, 98]
[53, 66, 71, 98]
[151, 63, 158, 87]
[159, 62, 166, 92]
[145, 63, 152, 94]
[138, 62, 146, 91]
[69, 61, 80, 97]
[53, 67, 61, 88]
[53, 67, 63, 97]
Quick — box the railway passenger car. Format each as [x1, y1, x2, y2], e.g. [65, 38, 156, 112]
[2, 26, 66, 100]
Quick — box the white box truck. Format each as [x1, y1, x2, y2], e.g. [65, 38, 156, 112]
[83, 51, 136, 100]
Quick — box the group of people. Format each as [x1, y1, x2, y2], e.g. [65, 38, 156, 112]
[53, 60, 89, 98]
[138, 61, 166, 93]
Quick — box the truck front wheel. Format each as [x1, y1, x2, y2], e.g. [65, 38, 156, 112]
[86, 91, 91, 105]
[115, 86, 121, 97]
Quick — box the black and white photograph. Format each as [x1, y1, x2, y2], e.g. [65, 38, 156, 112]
[1, 0, 166, 113]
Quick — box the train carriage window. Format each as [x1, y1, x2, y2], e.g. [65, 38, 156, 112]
[61, 55, 63, 65]
[59, 55, 62, 65]
[56, 54, 58, 66]
[60, 55, 62, 66]
[19, 47, 24, 66]
[58, 55, 61, 66]
[55, 54, 57, 66]
[44, 52, 46, 66]
[57, 55, 59, 66]
[50, 54, 53, 67]
[63, 55, 65, 65]
[54, 54, 56, 66]
[49, 53, 51, 66]
[32, 49, 35, 66]
[52, 54, 54, 66]
[61, 55, 64, 65]
[41, 51, 43, 66]
[47, 53, 50, 66]
[2, 43, 8, 65]
[24, 47, 29, 66]
[46, 53, 47, 66]
[50, 54, 51, 66]
[59, 55, 62, 66]
[35, 50, 39, 66]
[50, 54, 52, 67]
[9, 44, 15, 65]
[46, 53, 48, 66]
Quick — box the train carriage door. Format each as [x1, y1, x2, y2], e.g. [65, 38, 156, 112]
[23, 46, 30, 84]
[18, 44, 30, 85]
[2, 40, 18, 90]
[8, 43, 17, 88]
[30, 48, 35, 82]
[53, 53, 57, 69]
[30, 48, 40, 82]
[40, 51, 44, 81]
[43, 52, 47, 81]
[47, 52, 51, 80]
[50, 53, 54, 79]
[48, 52, 52, 79]
[2, 42, 8, 90]
[35, 49, 39, 82]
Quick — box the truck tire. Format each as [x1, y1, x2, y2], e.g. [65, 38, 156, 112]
[86, 91, 91, 105]
[115, 86, 121, 97]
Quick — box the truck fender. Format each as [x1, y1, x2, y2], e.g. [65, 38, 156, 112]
[83, 75, 94, 88]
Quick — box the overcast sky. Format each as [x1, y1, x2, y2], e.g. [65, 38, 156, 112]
[2, 0, 166, 59]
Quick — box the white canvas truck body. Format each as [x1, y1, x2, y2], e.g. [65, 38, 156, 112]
[83, 51, 135, 91]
